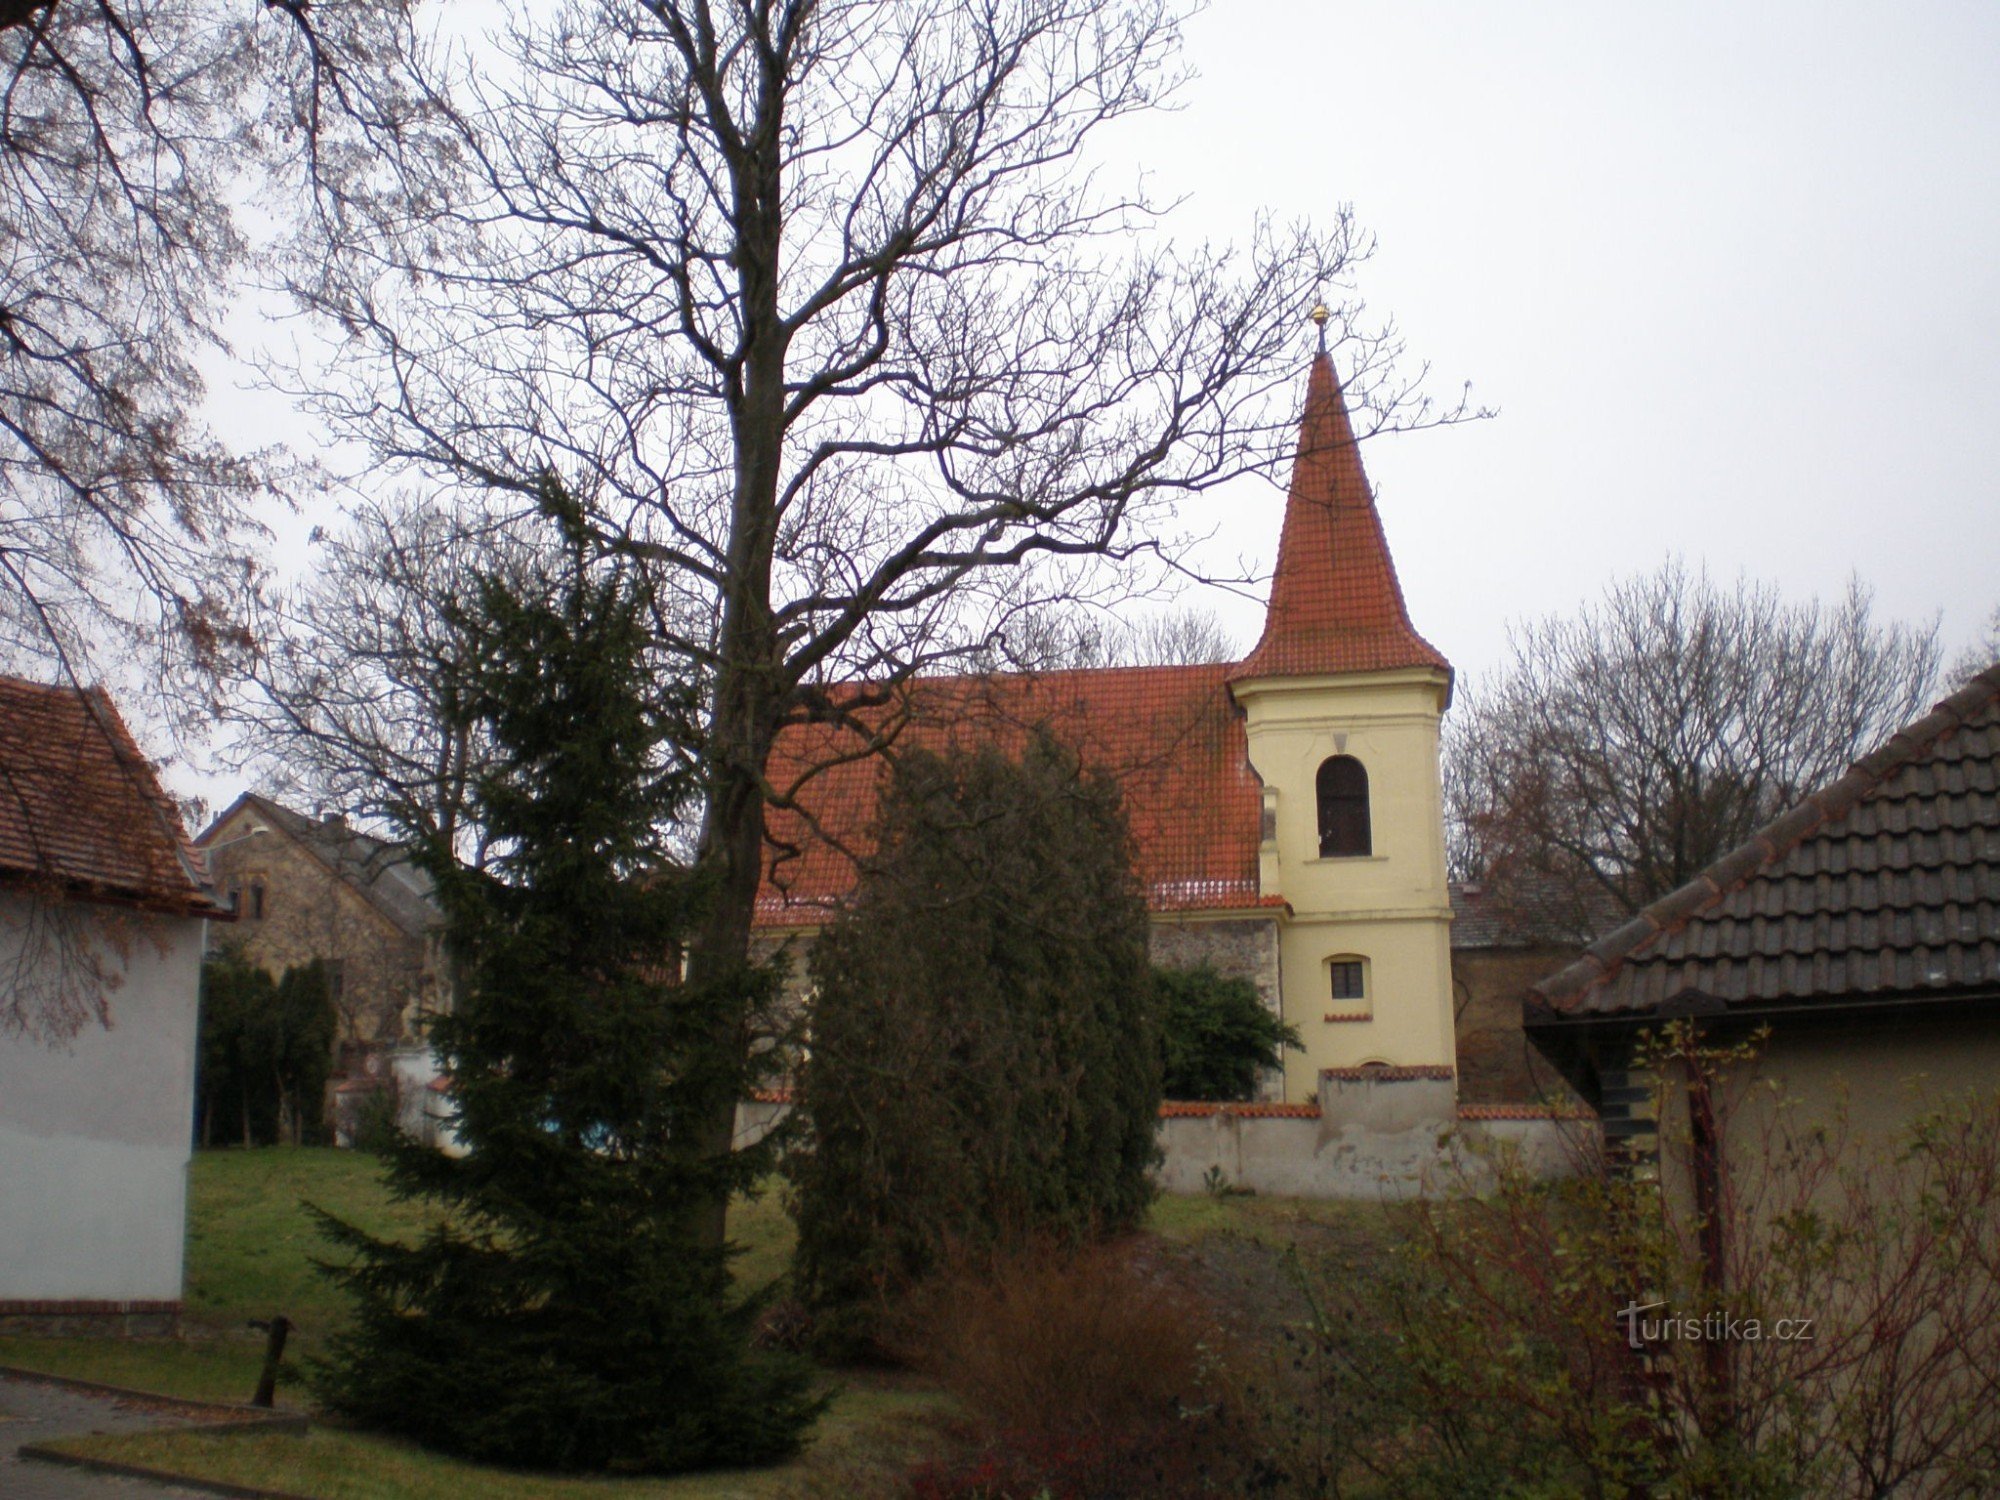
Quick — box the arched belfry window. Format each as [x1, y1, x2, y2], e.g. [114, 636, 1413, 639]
[1316, 756, 1371, 857]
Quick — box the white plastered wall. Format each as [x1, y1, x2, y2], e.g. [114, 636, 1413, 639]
[0, 893, 205, 1301]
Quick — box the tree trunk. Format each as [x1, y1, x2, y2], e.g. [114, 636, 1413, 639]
[679, 115, 791, 1254]
[681, 763, 770, 1256]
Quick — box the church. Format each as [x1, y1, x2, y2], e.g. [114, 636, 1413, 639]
[755, 350, 1460, 1108]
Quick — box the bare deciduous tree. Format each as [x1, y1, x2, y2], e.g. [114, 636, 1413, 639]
[1445, 559, 1940, 932]
[988, 601, 1238, 671]
[1952, 605, 2000, 685]
[0, 0, 407, 703]
[231, 498, 506, 862]
[287, 0, 1467, 1245]
[0, 1, 421, 1041]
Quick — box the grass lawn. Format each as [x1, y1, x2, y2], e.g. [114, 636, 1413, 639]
[3, 1147, 1379, 1498]
[42, 1378, 955, 1500]
[2, 1148, 801, 1412]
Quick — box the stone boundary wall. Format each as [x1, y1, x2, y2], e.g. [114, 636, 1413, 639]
[731, 1076, 1597, 1200]
[1153, 1104, 1595, 1200]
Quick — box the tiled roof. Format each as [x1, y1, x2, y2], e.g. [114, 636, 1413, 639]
[1322, 1064, 1456, 1082]
[1230, 353, 1452, 685]
[1456, 1102, 1585, 1122]
[1449, 875, 1619, 951]
[1530, 665, 2000, 1020]
[0, 676, 222, 915]
[1158, 1100, 1322, 1118]
[758, 664, 1265, 926]
[204, 794, 440, 939]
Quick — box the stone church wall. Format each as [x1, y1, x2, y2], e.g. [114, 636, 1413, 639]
[1146, 915, 1282, 1017]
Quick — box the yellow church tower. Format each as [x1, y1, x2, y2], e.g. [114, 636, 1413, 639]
[1230, 349, 1457, 1101]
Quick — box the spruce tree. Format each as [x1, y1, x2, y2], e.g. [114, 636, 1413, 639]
[311, 480, 820, 1473]
[789, 735, 1162, 1350]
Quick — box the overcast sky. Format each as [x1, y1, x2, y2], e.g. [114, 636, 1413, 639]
[183, 1, 1998, 805]
[1132, 0, 1999, 680]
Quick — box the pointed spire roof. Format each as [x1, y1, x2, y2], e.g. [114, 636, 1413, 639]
[1230, 353, 1451, 685]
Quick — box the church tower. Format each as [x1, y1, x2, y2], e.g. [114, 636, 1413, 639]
[1230, 350, 1457, 1100]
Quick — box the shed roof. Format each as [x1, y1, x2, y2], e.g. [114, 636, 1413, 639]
[1449, 875, 1615, 952]
[1529, 664, 2000, 1021]
[0, 676, 222, 915]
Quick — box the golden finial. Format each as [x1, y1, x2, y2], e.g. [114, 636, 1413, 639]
[1309, 302, 1329, 351]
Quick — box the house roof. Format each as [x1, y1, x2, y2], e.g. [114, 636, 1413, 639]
[201, 793, 441, 939]
[0, 676, 223, 915]
[1230, 352, 1452, 686]
[1449, 875, 1615, 952]
[758, 664, 1269, 926]
[1528, 664, 2000, 1022]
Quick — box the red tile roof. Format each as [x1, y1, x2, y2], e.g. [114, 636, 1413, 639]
[1231, 353, 1451, 684]
[1321, 1064, 1456, 1082]
[758, 664, 1268, 926]
[1158, 1100, 1322, 1119]
[0, 676, 222, 915]
[1456, 1103, 1585, 1122]
[757, 358, 1451, 928]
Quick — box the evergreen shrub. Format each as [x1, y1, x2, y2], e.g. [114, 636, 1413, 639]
[1154, 963, 1300, 1101]
[789, 735, 1163, 1354]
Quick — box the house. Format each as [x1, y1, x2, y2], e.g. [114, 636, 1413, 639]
[196, 794, 451, 1144]
[758, 351, 1461, 1116]
[1525, 663, 2000, 1166]
[1449, 877, 1600, 1107]
[196, 793, 447, 1053]
[0, 677, 229, 1334]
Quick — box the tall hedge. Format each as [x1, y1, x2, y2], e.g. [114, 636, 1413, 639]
[195, 952, 336, 1146]
[789, 734, 1162, 1347]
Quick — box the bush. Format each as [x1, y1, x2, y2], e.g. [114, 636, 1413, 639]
[1155, 964, 1301, 1101]
[901, 1243, 1255, 1499]
[1264, 1029, 2000, 1498]
[789, 735, 1163, 1354]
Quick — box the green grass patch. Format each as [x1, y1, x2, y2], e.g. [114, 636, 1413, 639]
[8, 1148, 1394, 1497]
[727, 1179, 796, 1299]
[1146, 1186, 1401, 1249]
[47, 1378, 954, 1500]
[184, 1147, 444, 1339]
[0, 1335, 268, 1406]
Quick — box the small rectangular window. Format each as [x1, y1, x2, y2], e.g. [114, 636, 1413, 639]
[250, 880, 266, 920]
[1330, 961, 1365, 1000]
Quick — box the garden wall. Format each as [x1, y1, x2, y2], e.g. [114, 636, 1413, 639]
[732, 1071, 1595, 1200]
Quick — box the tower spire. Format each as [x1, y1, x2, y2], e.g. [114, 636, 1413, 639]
[1230, 352, 1451, 686]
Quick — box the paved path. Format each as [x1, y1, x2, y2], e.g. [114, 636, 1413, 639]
[1, 1373, 211, 1499]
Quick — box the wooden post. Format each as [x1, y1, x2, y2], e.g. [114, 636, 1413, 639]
[248, 1315, 293, 1408]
